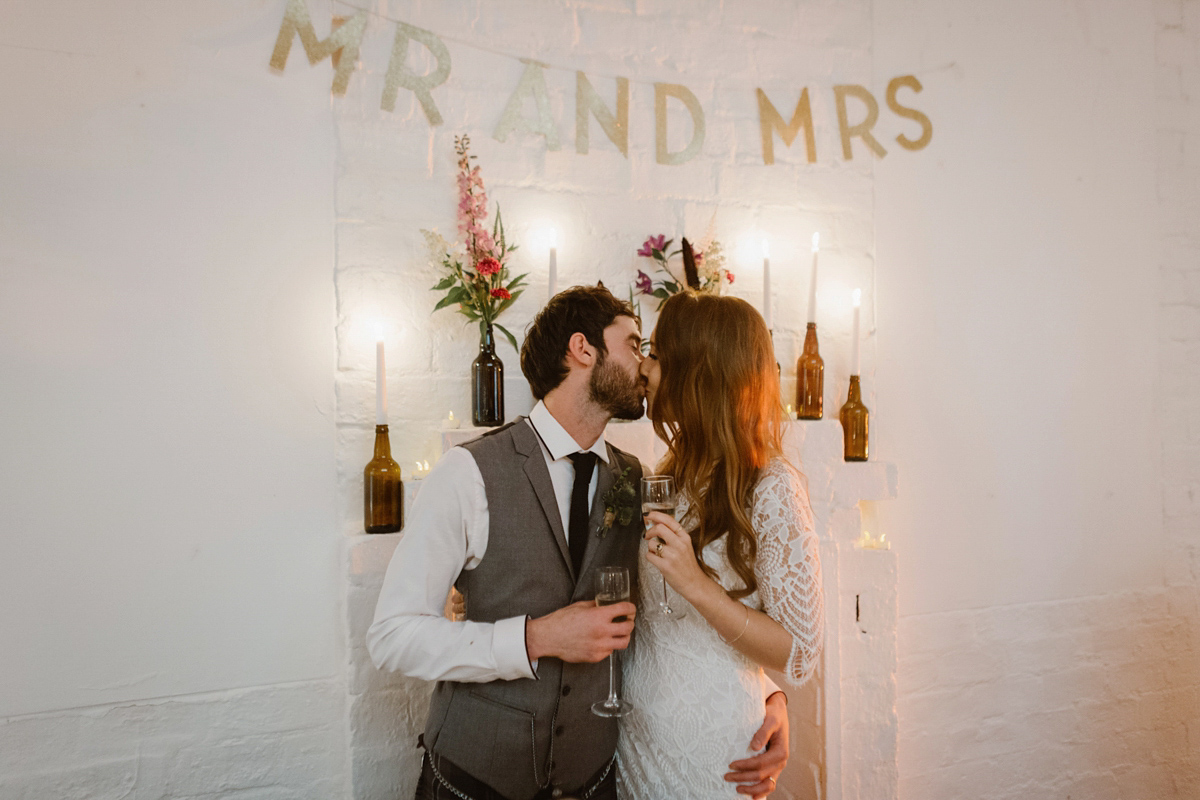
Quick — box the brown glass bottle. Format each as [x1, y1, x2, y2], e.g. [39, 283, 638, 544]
[364, 424, 403, 533]
[839, 375, 869, 461]
[473, 324, 505, 427]
[796, 323, 824, 419]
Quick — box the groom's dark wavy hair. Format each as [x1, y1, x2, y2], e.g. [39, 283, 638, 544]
[521, 284, 638, 400]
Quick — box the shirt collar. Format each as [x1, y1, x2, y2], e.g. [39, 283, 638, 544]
[527, 400, 610, 464]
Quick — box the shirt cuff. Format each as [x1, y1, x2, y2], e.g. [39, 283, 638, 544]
[494, 615, 537, 680]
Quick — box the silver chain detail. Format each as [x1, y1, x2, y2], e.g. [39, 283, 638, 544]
[426, 751, 615, 800]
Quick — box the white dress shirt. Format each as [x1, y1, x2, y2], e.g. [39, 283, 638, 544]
[367, 401, 610, 683]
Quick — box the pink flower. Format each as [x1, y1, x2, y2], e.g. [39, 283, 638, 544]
[477, 257, 502, 276]
[635, 270, 653, 295]
[490, 287, 511, 299]
[638, 234, 667, 257]
[724, 269, 735, 284]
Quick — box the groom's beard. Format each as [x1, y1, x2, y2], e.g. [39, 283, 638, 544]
[589, 351, 645, 421]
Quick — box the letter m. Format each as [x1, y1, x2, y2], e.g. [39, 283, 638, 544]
[757, 88, 816, 165]
[269, 0, 368, 96]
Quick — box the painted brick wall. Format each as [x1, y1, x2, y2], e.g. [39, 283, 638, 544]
[894, 1, 1200, 797]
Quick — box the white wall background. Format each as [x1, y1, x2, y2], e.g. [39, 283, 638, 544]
[1, 0, 1197, 798]
[0, 2, 348, 796]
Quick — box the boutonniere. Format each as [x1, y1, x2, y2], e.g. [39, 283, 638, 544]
[600, 467, 638, 535]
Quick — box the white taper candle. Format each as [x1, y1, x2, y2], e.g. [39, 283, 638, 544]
[851, 288, 862, 376]
[548, 228, 558, 299]
[375, 339, 387, 425]
[807, 232, 820, 324]
[761, 239, 771, 329]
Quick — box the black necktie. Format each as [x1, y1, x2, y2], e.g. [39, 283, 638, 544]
[566, 451, 599, 577]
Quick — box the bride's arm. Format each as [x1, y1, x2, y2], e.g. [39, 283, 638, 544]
[643, 464, 824, 684]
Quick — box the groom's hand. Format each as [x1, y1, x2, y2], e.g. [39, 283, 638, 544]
[526, 600, 637, 663]
[726, 691, 789, 797]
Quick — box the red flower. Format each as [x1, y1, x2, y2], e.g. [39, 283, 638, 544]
[477, 257, 502, 276]
[724, 269, 735, 284]
[490, 288, 511, 300]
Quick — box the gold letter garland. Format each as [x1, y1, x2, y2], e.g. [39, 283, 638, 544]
[833, 84, 887, 160]
[493, 59, 561, 151]
[269, 0, 368, 97]
[575, 72, 629, 156]
[654, 82, 706, 165]
[757, 87, 817, 165]
[381, 22, 452, 123]
[886, 75, 933, 151]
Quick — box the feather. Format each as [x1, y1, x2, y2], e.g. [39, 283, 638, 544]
[681, 237, 701, 290]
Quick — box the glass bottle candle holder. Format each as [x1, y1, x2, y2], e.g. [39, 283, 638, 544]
[797, 323, 824, 419]
[364, 424, 403, 533]
[839, 375, 869, 461]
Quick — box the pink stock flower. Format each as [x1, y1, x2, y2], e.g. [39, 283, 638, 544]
[477, 257, 502, 276]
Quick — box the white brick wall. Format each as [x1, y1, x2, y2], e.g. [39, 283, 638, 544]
[894, 2, 1200, 797]
[0, 681, 348, 799]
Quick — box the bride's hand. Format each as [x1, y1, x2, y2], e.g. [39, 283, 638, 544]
[644, 510, 708, 598]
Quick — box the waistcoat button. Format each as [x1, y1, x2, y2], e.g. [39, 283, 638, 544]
[555, 725, 565, 736]
[561, 685, 571, 696]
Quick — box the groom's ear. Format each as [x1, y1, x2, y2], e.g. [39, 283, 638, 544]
[565, 331, 596, 369]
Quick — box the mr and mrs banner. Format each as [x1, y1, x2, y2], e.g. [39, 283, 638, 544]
[269, 0, 934, 165]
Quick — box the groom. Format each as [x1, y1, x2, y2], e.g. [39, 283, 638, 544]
[368, 286, 789, 800]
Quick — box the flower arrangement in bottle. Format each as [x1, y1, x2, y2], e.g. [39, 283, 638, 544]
[423, 135, 527, 351]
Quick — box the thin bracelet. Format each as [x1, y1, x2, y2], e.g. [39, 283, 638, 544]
[721, 604, 751, 645]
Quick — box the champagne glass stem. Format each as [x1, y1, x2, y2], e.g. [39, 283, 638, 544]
[606, 653, 619, 707]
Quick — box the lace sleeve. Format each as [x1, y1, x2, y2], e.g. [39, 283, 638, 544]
[752, 459, 824, 686]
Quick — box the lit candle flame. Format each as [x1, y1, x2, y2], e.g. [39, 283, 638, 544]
[547, 227, 558, 249]
[761, 238, 770, 259]
[811, 232, 820, 252]
[853, 288, 862, 308]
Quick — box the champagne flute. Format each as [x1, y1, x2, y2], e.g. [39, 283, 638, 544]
[640, 475, 686, 619]
[591, 566, 634, 718]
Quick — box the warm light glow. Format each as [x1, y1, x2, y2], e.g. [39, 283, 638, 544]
[761, 239, 770, 259]
[547, 227, 558, 250]
[811, 232, 820, 252]
[448, 410, 455, 422]
[374, 322, 385, 341]
[423, 460, 430, 470]
[853, 288, 862, 308]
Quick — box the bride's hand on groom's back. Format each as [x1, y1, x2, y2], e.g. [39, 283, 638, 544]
[525, 600, 637, 664]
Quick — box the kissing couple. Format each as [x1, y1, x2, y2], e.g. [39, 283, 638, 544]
[369, 285, 824, 800]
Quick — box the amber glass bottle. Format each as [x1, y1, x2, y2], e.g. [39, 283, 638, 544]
[839, 375, 869, 461]
[364, 424, 403, 533]
[796, 323, 824, 419]
[473, 324, 505, 427]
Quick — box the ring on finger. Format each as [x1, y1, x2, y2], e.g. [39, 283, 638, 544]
[655, 541, 664, 556]
[767, 777, 777, 790]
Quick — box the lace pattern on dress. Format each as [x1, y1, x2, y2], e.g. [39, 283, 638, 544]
[750, 458, 824, 685]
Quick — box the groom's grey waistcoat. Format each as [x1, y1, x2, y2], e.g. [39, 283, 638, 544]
[422, 418, 643, 800]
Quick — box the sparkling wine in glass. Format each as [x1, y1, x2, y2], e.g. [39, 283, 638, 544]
[640, 475, 686, 620]
[592, 566, 633, 718]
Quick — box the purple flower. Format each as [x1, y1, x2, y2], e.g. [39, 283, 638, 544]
[635, 270, 653, 295]
[638, 234, 667, 257]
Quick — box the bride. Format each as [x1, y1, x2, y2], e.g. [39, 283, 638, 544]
[618, 291, 825, 800]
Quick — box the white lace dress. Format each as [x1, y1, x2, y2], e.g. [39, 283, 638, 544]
[616, 458, 824, 800]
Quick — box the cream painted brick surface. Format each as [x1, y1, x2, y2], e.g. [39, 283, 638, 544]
[0, 682, 347, 799]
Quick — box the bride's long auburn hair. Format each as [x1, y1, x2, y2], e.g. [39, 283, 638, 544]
[650, 291, 784, 600]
